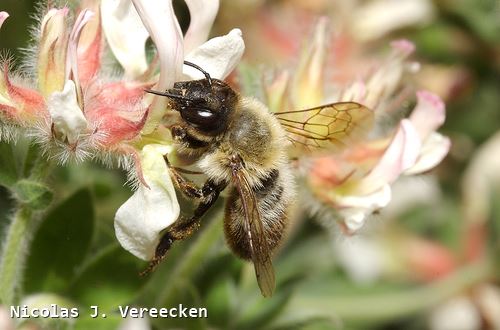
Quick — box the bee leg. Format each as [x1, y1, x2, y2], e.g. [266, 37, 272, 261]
[142, 180, 227, 275]
[169, 179, 227, 239]
[164, 155, 204, 199]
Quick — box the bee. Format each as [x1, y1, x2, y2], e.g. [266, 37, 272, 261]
[144, 61, 373, 297]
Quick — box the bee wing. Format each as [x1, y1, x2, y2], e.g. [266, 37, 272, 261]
[231, 165, 275, 297]
[274, 102, 374, 152]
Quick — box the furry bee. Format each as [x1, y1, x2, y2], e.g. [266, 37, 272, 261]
[144, 61, 373, 297]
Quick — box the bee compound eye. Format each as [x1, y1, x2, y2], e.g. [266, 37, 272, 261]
[181, 107, 222, 133]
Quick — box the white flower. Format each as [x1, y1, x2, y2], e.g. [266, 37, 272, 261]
[47, 80, 88, 144]
[114, 144, 179, 261]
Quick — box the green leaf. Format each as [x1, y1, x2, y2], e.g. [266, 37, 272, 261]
[24, 189, 95, 293]
[0, 142, 18, 187]
[13, 179, 53, 210]
[68, 244, 145, 311]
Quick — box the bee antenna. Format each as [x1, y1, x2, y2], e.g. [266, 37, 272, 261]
[144, 89, 193, 101]
[184, 60, 212, 86]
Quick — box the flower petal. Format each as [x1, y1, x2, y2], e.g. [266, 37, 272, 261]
[0, 11, 9, 29]
[352, 0, 435, 41]
[405, 132, 450, 175]
[363, 39, 415, 108]
[335, 184, 392, 232]
[77, 0, 102, 85]
[291, 17, 329, 108]
[47, 80, 88, 144]
[409, 90, 446, 141]
[38, 8, 69, 97]
[101, 0, 149, 79]
[359, 120, 421, 193]
[132, 0, 184, 133]
[115, 144, 180, 261]
[184, 28, 245, 80]
[184, 0, 219, 54]
[66, 9, 95, 103]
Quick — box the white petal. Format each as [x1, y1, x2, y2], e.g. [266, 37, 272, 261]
[340, 208, 370, 233]
[184, 0, 219, 54]
[101, 0, 149, 79]
[352, 0, 435, 41]
[336, 184, 392, 232]
[47, 80, 88, 144]
[405, 133, 450, 175]
[359, 120, 421, 193]
[184, 28, 245, 80]
[410, 90, 446, 141]
[429, 296, 481, 330]
[132, 0, 184, 134]
[115, 144, 180, 261]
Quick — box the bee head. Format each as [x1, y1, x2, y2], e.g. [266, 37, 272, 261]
[145, 62, 238, 135]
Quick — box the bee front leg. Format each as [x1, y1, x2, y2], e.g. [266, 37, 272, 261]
[141, 179, 227, 275]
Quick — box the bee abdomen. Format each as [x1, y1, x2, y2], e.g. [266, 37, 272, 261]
[224, 167, 294, 260]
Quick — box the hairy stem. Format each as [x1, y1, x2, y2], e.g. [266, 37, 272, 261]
[0, 206, 33, 305]
[0, 146, 53, 305]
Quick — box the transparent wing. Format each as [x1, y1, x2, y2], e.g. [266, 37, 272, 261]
[231, 165, 275, 297]
[274, 102, 374, 152]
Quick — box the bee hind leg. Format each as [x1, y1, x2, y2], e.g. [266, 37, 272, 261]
[142, 179, 227, 275]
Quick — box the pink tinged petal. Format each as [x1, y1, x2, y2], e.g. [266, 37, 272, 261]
[409, 90, 446, 140]
[0, 305, 15, 330]
[341, 79, 367, 103]
[0, 68, 46, 122]
[405, 132, 450, 175]
[132, 0, 184, 133]
[47, 80, 88, 144]
[183, 0, 219, 54]
[114, 144, 180, 261]
[391, 39, 416, 57]
[101, 0, 149, 79]
[84, 82, 148, 146]
[291, 17, 329, 109]
[359, 120, 421, 193]
[66, 9, 95, 107]
[37, 8, 70, 97]
[363, 40, 416, 109]
[0, 11, 9, 29]
[76, 1, 102, 85]
[184, 28, 245, 80]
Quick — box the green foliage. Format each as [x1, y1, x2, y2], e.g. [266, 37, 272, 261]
[24, 189, 94, 293]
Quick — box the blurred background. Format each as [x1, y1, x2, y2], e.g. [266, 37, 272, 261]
[0, 0, 499, 329]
